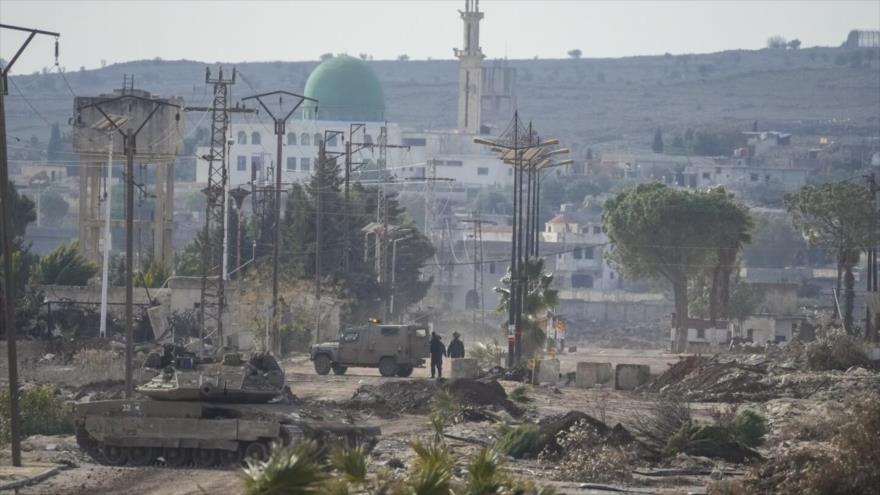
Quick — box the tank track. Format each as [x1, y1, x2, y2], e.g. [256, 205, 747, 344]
[74, 423, 376, 468]
[74, 424, 273, 468]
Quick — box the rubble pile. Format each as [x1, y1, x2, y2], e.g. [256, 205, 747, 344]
[350, 379, 440, 416]
[446, 379, 522, 417]
[535, 412, 646, 484]
[349, 378, 523, 418]
[646, 354, 880, 402]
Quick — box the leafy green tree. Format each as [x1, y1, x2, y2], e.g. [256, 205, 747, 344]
[652, 128, 664, 153]
[495, 257, 559, 357]
[604, 183, 751, 351]
[2, 182, 36, 242]
[785, 181, 878, 331]
[31, 242, 97, 286]
[39, 190, 69, 227]
[705, 189, 752, 323]
[280, 154, 434, 322]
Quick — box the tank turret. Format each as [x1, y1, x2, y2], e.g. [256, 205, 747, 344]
[137, 351, 284, 403]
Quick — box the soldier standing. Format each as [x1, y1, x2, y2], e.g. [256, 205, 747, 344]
[447, 331, 465, 359]
[430, 332, 446, 378]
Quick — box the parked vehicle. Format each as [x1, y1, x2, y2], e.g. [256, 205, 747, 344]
[310, 322, 430, 377]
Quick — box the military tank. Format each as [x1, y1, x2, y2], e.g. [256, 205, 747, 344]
[74, 348, 379, 467]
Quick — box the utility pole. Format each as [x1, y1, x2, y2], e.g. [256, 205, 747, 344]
[77, 94, 181, 398]
[314, 130, 343, 343]
[184, 67, 240, 354]
[242, 91, 316, 356]
[0, 22, 59, 468]
[343, 123, 369, 273]
[461, 215, 493, 334]
[867, 172, 879, 341]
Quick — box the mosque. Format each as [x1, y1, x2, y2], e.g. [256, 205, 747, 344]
[195, 0, 516, 190]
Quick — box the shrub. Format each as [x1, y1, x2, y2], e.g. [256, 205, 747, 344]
[429, 389, 460, 436]
[241, 441, 326, 495]
[803, 328, 869, 371]
[630, 397, 692, 456]
[731, 410, 768, 447]
[0, 385, 74, 443]
[495, 423, 541, 458]
[72, 349, 118, 369]
[547, 420, 636, 483]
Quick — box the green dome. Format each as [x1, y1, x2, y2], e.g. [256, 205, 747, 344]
[303, 55, 385, 122]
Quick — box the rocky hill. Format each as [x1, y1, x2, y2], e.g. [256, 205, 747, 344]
[5, 46, 879, 158]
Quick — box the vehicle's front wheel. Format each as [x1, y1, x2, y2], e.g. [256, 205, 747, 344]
[378, 357, 398, 377]
[396, 364, 414, 377]
[332, 364, 348, 375]
[314, 354, 332, 375]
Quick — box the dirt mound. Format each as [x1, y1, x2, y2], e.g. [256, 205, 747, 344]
[349, 378, 522, 418]
[448, 379, 523, 417]
[350, 379, 440, 416]
[647, 354, 880, 402]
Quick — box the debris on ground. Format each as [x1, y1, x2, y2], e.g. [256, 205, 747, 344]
[349, 378, 522, 418]
[645, 353, 880, 402]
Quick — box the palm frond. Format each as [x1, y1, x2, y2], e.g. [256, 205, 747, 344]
[240, 441, 326, 495]
[331, 445, 368, 485]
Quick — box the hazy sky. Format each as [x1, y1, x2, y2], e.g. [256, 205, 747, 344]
[2, 0, 878, 74]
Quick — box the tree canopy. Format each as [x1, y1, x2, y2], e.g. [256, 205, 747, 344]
[603, 183, 752, 351]
[31, 242, 97, 286]
[785, 181, 878, 331]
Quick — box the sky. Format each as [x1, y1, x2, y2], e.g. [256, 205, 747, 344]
[1, 0, 878, 74]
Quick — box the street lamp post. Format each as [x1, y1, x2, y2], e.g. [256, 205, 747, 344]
[475, 119, 568, 365]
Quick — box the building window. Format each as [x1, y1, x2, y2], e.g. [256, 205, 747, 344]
[609, 271, 615, 279]
[593, 226, 601, 234]
[696, 328, 706, 339]
[715, 167, 721, 174]
[237, 131, 247, 144]
[314, 133, 322, 146]
[765, 174, 771, 181]
[251, 132, 261, 145]
[477, 167, 489, 175]
[573, 248, 583, 259]
[750, 173, 758, 182]
[237, 156, 247, 171]
[571, 274, 594, 288]
[403, 137, 426, 147]
[364, 134, 373, 144]
[301, 133, 310, 146]
[326, 134, 337, 147]
[286, 157, 296, 171]
[489, 262, 496, 274]
[287, 133, 296, 145]
[444, 160, 463, 167]
[301, 157, 311, 172]
[583, 246, 594, 259]
[702, 172, 711, 179]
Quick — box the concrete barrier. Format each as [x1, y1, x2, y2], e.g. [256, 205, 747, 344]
[576, 362, 613, 388]
[614, 364, 651, 390]
[450, 358, 480, 379]
[535, 358, 560, 385]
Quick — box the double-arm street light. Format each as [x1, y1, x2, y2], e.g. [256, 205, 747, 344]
[473, 113, 570, 365]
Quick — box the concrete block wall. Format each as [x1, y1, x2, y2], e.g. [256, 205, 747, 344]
[576, 362, 613, 388]
[614, 364, 651, 390]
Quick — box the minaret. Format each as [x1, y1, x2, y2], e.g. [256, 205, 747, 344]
[455, 0, 484, 134]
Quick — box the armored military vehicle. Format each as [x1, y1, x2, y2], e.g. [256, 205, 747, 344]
[74, 350, 379, 467]
[310, 322, 430, 377]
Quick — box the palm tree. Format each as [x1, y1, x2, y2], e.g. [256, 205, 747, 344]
[495, 257, 559, 358]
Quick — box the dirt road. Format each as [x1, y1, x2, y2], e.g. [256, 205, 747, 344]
[7, 348, 689, 494]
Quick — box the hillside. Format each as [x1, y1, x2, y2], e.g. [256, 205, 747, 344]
[5, 46, 879, 158]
